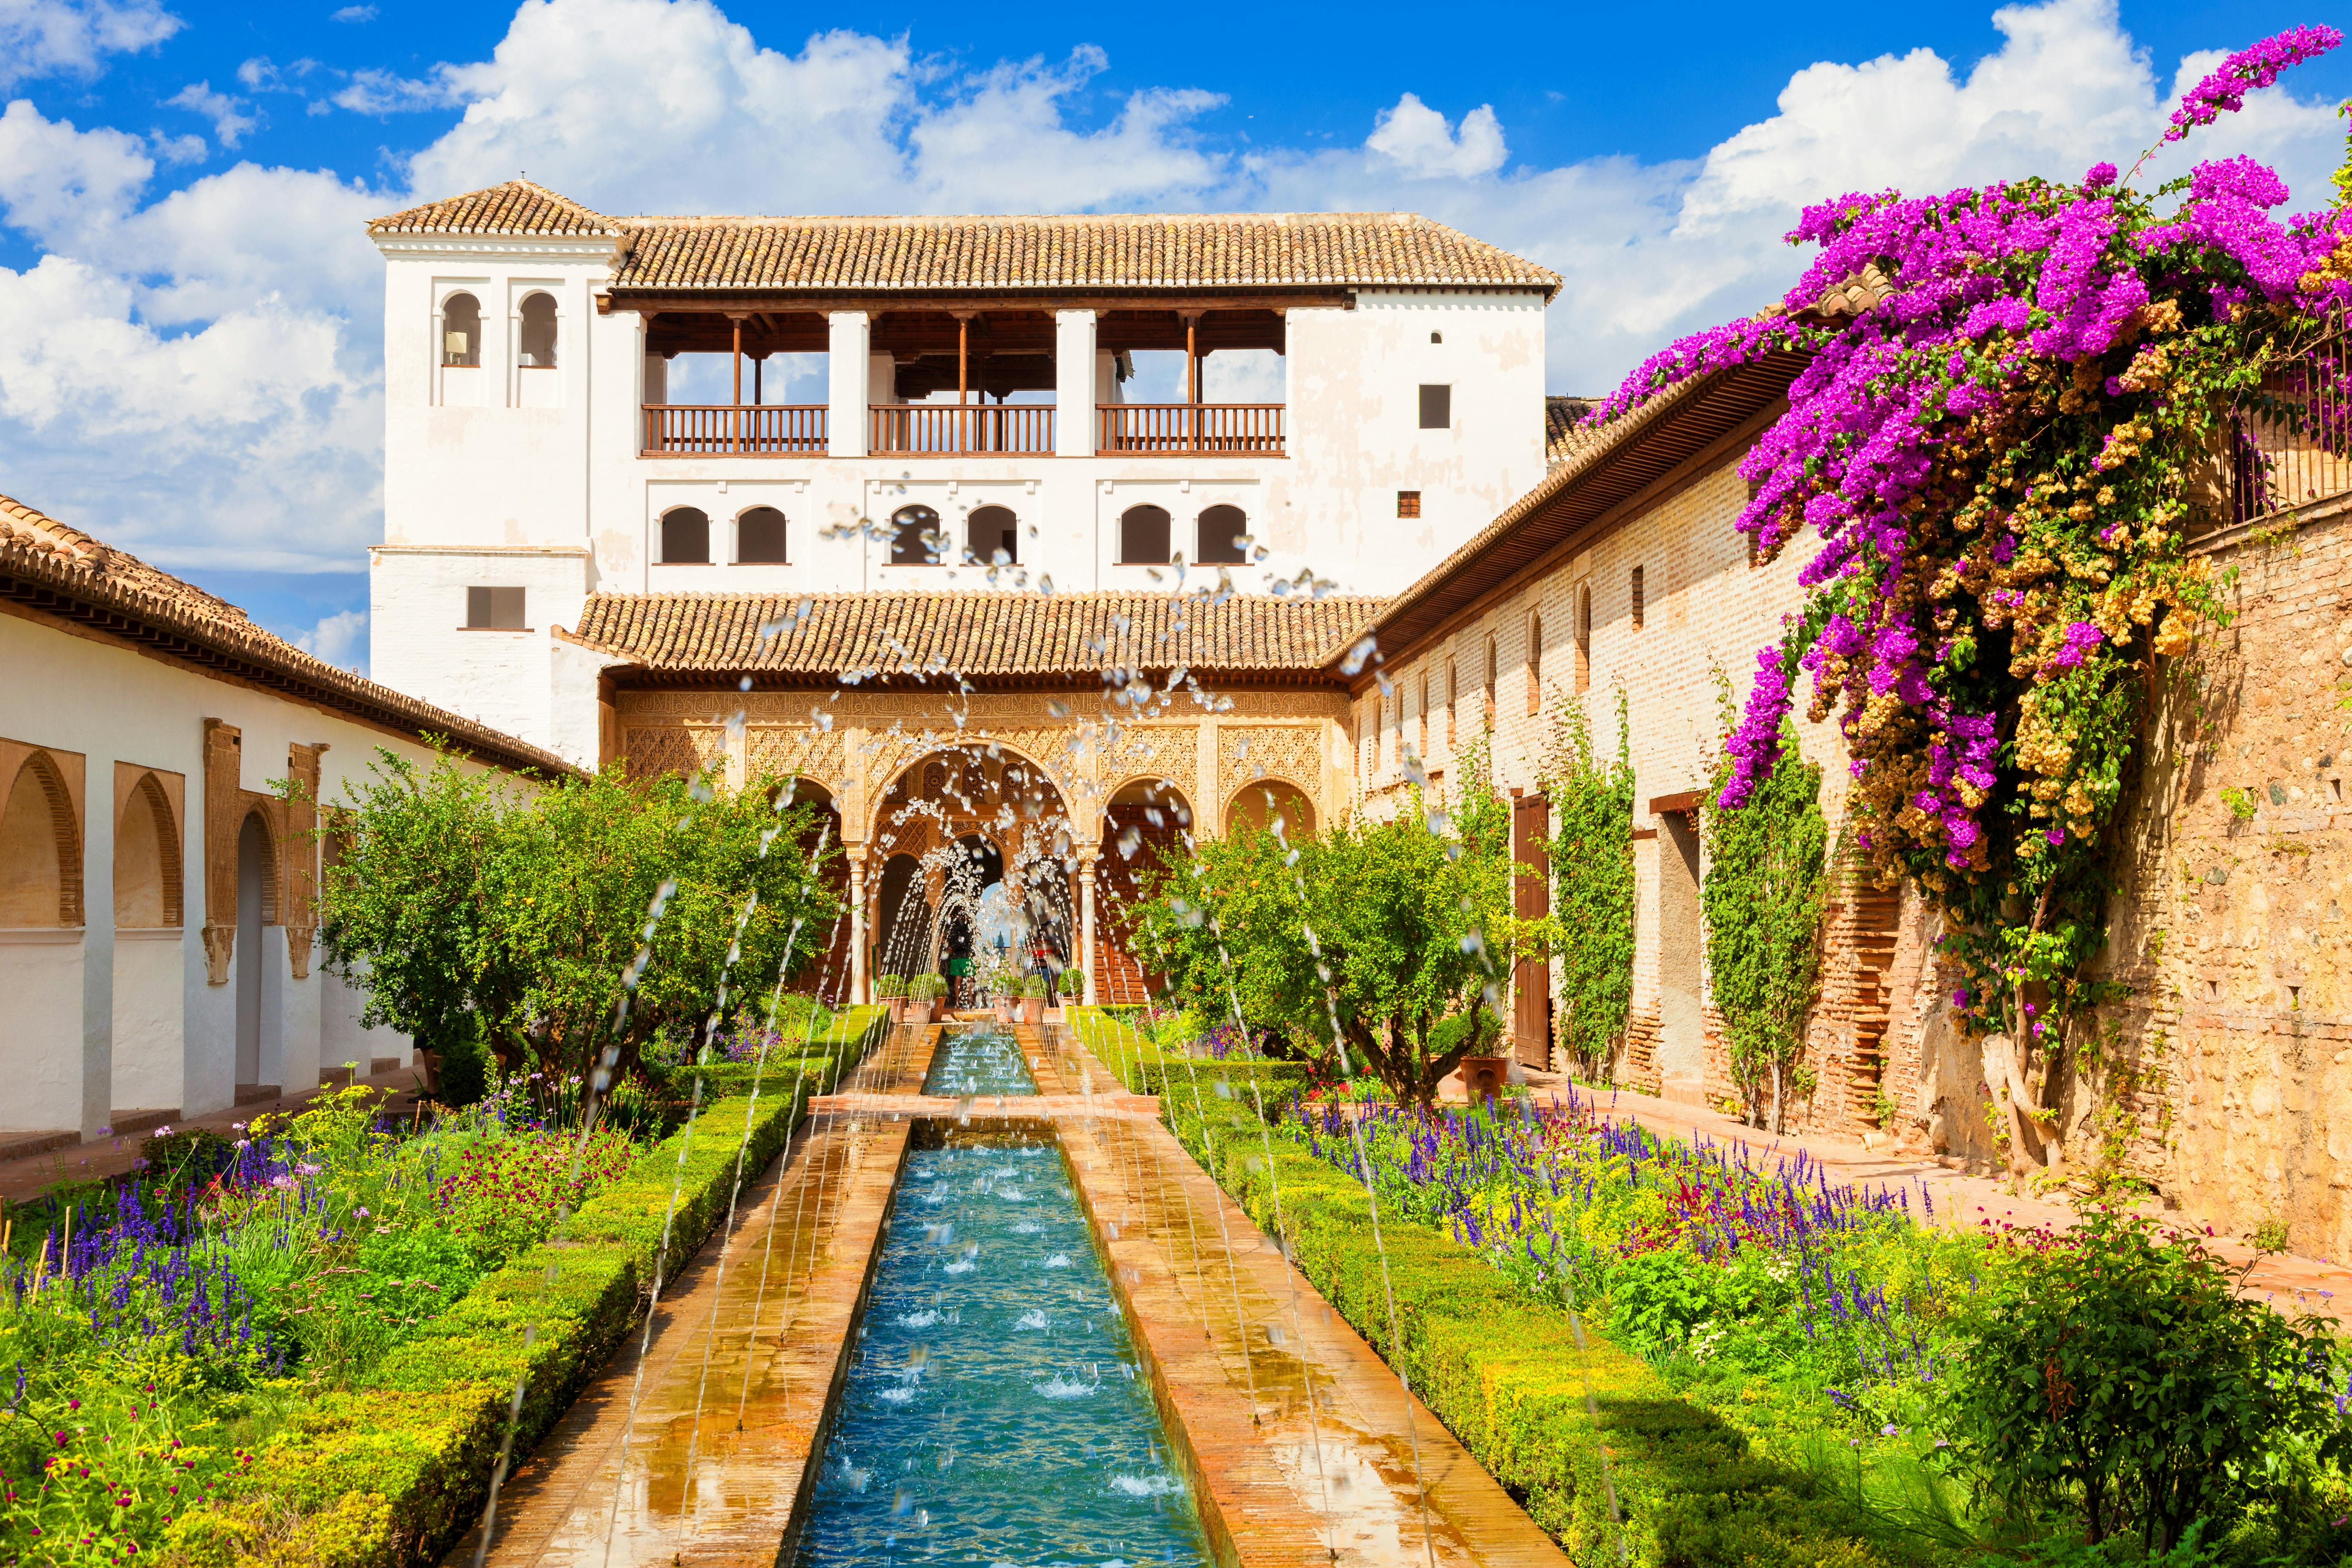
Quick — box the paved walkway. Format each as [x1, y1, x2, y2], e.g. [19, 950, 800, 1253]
[1440, 1067, 2352, 1321]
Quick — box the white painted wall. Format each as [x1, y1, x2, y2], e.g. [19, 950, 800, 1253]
[110, 931, 182, 1111]
[0, 606, 537, 1135]
[0, 939, 82, 1132]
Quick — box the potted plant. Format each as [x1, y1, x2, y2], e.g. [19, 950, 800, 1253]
[875, 972, 909, 1023]
[1018, 971, 1048, 1028]
[1056, 967, 1085, 1017]
[910, 972, 947, 1026]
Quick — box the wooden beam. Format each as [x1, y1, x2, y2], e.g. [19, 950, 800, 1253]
[608, 291, 1358, 316]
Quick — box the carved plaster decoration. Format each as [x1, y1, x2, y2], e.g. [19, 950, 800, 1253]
[201, 720, 242, 984]
[284, 743, 326, 980]
[1217, 724, 1326, 808]
[746, 726, 848, 792]
[623, 725, 728, 784]
[202, 923, 235, 986]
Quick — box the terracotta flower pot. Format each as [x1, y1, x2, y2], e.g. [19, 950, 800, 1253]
[1020, 996, 1045, 1028]
[1460, 1054, 1508, 1101]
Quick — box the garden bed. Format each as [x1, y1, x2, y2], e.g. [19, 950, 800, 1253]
[2, 1007, 887, 1568]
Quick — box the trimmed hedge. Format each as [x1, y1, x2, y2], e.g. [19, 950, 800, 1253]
[1065, 1006, 1314, 1104]
[163, 1006, 889, 1568]
[1069, 1008, 1895, 1568]
[676, 1007, 891, 1099]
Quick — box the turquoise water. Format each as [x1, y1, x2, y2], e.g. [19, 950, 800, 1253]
[921, 1028, 1039, 1098]
[792, 1130, 1210, 1567]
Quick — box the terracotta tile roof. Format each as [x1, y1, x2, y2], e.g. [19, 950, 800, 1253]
[562, 590, 1382, 681]
[368, 180, 623, 238]
[366, 183, 1559, 296]
[1545, 396, 1604, 467]
[0, 494, 576, 778]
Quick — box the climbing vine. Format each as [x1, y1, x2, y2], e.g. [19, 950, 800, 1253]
[1541, 694, 1636, 1079]
[1700, 674, 1828, 1134]
[1591, 27, 2352, 1150]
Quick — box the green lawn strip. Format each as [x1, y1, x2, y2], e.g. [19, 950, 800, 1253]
[163, 1007, 887, 1568]
[1068, 1007, 1895, 1568]
[1065, 1005, 1313, 1103]
[677, 1006, 890, 1098]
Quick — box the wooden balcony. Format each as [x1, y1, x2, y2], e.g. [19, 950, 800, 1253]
[870, 403, 1054, 455]
[642, 404, 827, 456]
[1097, 403, 1283, 455]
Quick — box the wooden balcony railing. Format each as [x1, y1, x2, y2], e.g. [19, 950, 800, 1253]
[869, 404, 1054, 455]
[2230, 320, 2352, 524]
[1098, 403, 1284, 455]
[642, 404, 827, 456]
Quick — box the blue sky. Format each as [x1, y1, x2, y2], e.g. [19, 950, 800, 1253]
[0, 0, 2345, 667]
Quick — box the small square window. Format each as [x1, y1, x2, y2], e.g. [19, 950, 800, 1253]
[1396, 490, 1422, 519]
[1429, 331, 1443, 345]
[1418, 384, 1451, 430]
[467, 586, 526, 629]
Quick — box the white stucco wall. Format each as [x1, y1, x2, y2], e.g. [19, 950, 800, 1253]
[0, 605, 542, 1135]
[0, 940, 83, 1133]
[110, 930, 183, 1111]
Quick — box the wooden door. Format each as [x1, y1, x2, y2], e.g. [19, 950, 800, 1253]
[1511, 793, 1552, 1068]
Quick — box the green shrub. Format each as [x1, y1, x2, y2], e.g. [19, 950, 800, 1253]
[159, 1007, 888, 1568]
[1946, 1203, 2349, 1554]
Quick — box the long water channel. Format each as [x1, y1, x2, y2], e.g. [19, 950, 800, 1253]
[790, 1117, 1211, 1566]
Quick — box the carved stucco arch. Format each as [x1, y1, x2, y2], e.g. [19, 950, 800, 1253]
[1221, 774, 1318, 839]
[116, 768, 184, 928]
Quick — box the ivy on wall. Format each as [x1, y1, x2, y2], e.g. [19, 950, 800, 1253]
[1542, 695, 1637, 1079]
[1701, 675, 1829, 1133]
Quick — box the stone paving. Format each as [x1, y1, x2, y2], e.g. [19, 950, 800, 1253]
[449, 1021, 1568, 1566]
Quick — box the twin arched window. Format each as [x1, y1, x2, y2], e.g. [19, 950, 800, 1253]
[660, 505, 788, 565]
[1118, 504, 1250, 566]
[440, 289, 558, 369]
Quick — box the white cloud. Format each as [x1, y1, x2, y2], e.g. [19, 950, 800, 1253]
[164, 80, 256, 148]
[1365, 94, 1506, 179]
[330, 4, 376, 21]
[0, 0, 2344, 602]
[0, 0, 181, 89]
[296, 607, 369, 671]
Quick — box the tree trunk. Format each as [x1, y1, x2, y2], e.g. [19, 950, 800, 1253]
[1769, 1059, 1784, 1137]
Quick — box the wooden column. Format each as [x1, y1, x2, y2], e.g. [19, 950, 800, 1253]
[955, 313, 972, 454]
[729, 315, 744, 454]
[1183, 310, 1203, 454]
[1078, 852, 1098, 1005]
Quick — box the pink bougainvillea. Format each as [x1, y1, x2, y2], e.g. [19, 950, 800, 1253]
[1599, 27, 2352, 1031]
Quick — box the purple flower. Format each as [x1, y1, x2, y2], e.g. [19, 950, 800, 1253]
[2164, 27, 2343, 143]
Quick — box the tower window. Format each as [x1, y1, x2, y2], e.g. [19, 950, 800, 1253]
[441, 292, 480, 367]
[1631, 565, 1646, 629]
[1397, 491, 1421, 519]
[1197, 504, 1248, 565]
[518, 291, 557, 368]
[891, 505, 941, 565]
[1120, 505, 1171, 565]
[1418, 384, 1451, 430]
[466, 586, 526, 629]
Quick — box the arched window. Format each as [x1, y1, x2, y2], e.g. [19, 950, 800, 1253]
[660, 507, 710, 565]
[0, 751, 77, 926]
[441, 292, 480, 367]
[736, 506, 787, 564]
[968, 504, 1017, 566]
[1120, 505, 1170, 565]
[114, 773, 181, 928]
[1527, 611, 1544, 716]
[1444, 659, 1457, 747]
[518, 291, 557, 368]
[892, 505, 941, 565]
[1575, 583, 1592, 692]
[1197, 504, 1247, 565]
